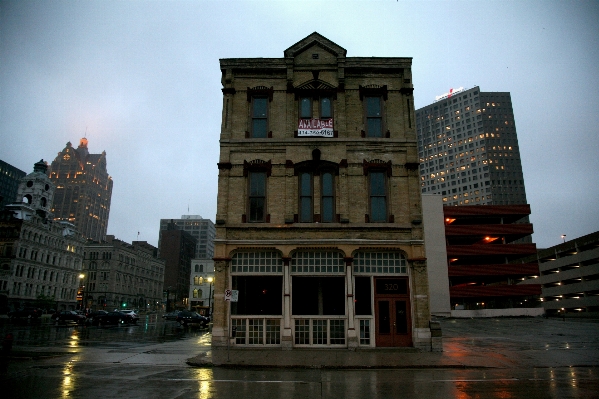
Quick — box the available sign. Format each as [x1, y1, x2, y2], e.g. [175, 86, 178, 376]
[298, 118, 334, 137]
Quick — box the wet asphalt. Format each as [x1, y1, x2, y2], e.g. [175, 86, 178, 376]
[0, 314, 598, 399]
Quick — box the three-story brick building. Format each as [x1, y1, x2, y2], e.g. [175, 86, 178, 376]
[212, 33, 434, 353]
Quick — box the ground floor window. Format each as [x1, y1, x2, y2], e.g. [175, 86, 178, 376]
[292, 276, 345, 315]
[354, 276, 372, 315]
[231, 276, 282, 315]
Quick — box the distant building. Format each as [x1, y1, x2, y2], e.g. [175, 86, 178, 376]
[159, 222, 197, 310]
[189, 258, 214, 312]
[519, 231, 599, 317]
[49, 138, 113, 242]
[416, 86, 528, 206]
[0, 160, 26, 209]
[82, 235, 165, 311]
[158, 215, 215, 259]
[0, 160, 85, 312]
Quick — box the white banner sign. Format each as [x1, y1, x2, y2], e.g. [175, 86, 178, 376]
[298, 118, 334, 137]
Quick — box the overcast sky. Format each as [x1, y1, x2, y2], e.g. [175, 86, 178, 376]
[1, 0, 598, 249]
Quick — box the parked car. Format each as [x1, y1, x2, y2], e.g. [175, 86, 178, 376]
[9, 307, 42, 319]
[53, 310, 86, 325]
[85, 310, 108, 325]
[92, 311, 135, 326]
[176, 311, 209, 328]
[162, 311, 181, 321]
[120, 309, 139, 323]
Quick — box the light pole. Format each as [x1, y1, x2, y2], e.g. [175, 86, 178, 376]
[207, 277, 214, 317]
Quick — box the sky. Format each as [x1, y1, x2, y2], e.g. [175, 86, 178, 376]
[1, 0, 598, 250]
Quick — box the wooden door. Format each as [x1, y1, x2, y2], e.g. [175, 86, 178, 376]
[374, 277, 412, 347]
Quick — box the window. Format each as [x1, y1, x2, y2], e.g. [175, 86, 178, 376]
[365, 96, 382, 137]
[320, 97, 332, 119]
[300, 97, 312, 119]
[231, 276, 282, 315]
[248, 171, 266, 222]
[369, 171, 387, 222]
[294, 150, 338, 223]
[321, 172, 335, 222]
[251, 97, 268, 138]
[299, 172, 313, 222]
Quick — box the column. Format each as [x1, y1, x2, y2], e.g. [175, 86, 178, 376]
[282, 256, 292, 350]
[345, 256, 358, 349]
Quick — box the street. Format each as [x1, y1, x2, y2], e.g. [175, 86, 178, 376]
[1, 315, 598, 398]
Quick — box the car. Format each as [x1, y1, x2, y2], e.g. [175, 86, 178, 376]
[162, 311, 181, 321]
[175, 311, 209, 328]
[92, 311, 135, 326]
[9, 307, 42, 319]
[85, 310, 108, 324]
[120, 309, 139, 323]
[53, 310, 86, 325]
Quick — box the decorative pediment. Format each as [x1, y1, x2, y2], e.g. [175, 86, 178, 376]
[295, 79, 336, 91]
[284, 32, 346, 58]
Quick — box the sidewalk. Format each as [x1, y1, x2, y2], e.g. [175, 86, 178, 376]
[188, 346, 497, 369]
[187, 317, 599, 369]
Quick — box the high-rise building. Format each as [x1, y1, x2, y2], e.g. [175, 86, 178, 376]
[158, 222, 197, 310]
[0, 160, 26, 208]
[416, 86, 528, 206]
[158, 215, 215, 259]
[0, 160, 86, 311]
[211, 33, 435, 358]
[49, 138, 113, 242]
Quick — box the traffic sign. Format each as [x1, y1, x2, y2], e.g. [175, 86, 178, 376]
[225, 289, 232, 301]
[231, 290, 239, 302]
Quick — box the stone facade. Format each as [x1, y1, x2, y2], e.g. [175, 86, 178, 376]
[82, 235, 165, 311]
[0, 160, 86, 312]
[213, 33, 433, 352]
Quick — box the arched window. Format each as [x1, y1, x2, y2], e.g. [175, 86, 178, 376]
[294, 149, 338, 223]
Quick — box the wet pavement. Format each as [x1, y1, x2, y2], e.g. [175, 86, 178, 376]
[0, 315, 598, 398]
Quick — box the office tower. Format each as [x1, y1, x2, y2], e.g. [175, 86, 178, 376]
[158, 215, 215, 259]
[49, 138, 113, 242]
[159, 222, 197, 310]
[416, 87, 527, 206]
[0, 160, 26, 208]
[210, 32, 436, 356]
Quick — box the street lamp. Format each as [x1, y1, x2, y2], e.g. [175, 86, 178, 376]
[561, 234, 566, 243]
[207, 277, 214, 317]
